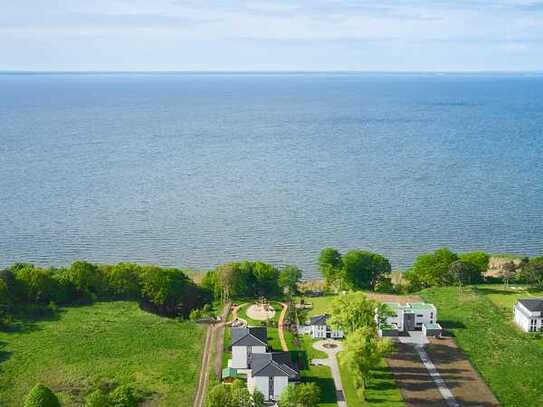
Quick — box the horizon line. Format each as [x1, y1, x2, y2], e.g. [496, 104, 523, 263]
[1, 69, 543, 75]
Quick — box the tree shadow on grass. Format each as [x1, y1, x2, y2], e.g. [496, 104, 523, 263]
[4, 304, 63, 335]
[290, 350, 308, 370]
[302, 376, 337, 404]
[0, 340, 13, 369]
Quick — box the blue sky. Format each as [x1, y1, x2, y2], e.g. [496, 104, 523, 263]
[2, 0, 543, 71]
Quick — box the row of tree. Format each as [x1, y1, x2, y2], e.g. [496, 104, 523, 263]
[0, 261, 211, 320]
[201, 261, 302, 301]
[328, 293, 393, 400]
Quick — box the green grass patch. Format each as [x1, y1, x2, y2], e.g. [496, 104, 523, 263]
[0, 301, 204, 406]
[338, 354, 404, 407]
[293, 336, 336, 407]
[421, 286, 543, 407]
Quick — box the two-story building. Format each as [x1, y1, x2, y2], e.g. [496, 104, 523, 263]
[304, 314, 344, 339]
[230, 326, 268, 369]
[514, 298, 543, 332]
[377, 302, 442, 337]
[246, 352, 299, 402]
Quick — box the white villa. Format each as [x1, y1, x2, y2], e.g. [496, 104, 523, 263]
[230, 326, 268, 369]
[246, 352, 299, 402]
[299, 314, 344, 339]
[377, 302, 442, 337]
[514, 299, 543, 332]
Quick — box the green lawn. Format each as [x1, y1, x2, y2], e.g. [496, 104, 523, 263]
[294, 335, 337, 407]
[301, 295, 339, 317]
[338, 355, 404, 407]
[0, 301, 204, 406]
[421, 286, 543, 407]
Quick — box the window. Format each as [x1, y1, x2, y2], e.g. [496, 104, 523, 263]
[530, 319, 537, 332]
[416, 314, 424, 318]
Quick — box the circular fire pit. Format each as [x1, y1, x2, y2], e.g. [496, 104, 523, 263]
[323, 342, 338, 349]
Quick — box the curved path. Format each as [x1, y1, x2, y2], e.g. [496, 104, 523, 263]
[312, 340, 347, 407]
[277, 302, 289, 351]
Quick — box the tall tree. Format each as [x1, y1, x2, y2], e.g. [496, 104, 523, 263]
[329, 293, 378, 334]
[24, 384, 61, 407]
[405, 248, 459, 288]
[342, 250, 391, 290]
[279, 265, 302, 295]
[459, 252, 489, 280]
[342, 327, 393, 400]
[319, 248, 343, 289]
[279, 383, 320, 407]
[521, 257, 543, 290]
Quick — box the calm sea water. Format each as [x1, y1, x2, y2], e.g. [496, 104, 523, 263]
[1, 73, 542, 276]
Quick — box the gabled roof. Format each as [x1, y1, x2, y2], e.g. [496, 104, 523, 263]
[518, 299, 543, 312]
[231, 326, 267, 347]
[310, 314, 330, 326]
[250, 352, 298, 378]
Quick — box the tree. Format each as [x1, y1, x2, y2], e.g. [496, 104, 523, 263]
[24, 384, 61, 407]
[206, 381, 256, 407]
[279, 383, 320, 407]
[62, 261, 103, 298]
[14, 265, 56, 304]
[342, 327, 393, 400]
[252, 262, 280, 297]
[447, 260, 478, 288]
[459, 252, 489, 281]
[319, 248, 343, 289]
[521, 257, 543, 290]
[139, 266, 190, 316]
[279, 265, 302, 295]
[0, 279, 11, 328]
[329, 293, 378, 334]
[106, 263, 142, 299]
[342, 250, 391, 290]
[405, 248, 458, 289]
[502, 261, 517, 289]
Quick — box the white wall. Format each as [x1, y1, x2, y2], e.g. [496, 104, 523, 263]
[252, 345, 267, 354]
[252, 376, 270, 400]
[231, 346, 247, 368]
[311, 325, 327, 338]
[273, 376, 289, 400]
[514, 305, 542, 332]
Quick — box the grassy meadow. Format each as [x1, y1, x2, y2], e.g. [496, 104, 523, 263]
[0, 301, 204, 406]
[421, 285, 543, 407]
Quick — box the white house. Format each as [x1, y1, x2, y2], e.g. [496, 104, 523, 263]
[230, 326, 268, 369]
[514, 299, 543, 332]
[377, 302, 442, 337]
[247, 352, 299, 402]
[305, 314, 344, 339]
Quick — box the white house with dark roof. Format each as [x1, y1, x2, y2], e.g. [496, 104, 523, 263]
[304, 314, 344, 339]
[514, 299, 543, 332]
[377, 303, 442, 337]
[230, 326, 268, 369]
[247, 352, 299, 401]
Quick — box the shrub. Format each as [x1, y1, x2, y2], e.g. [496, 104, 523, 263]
[109, 385, 140, 407]
[24, 384, 61, 407]
[85, 389, 111, 407]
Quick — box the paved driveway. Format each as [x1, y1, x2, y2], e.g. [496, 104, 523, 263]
[312, 339, 347, 407]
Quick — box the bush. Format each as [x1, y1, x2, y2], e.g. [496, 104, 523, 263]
[109, 385, 140, 407]
[24, 384, 61, 407]
[85, 389, 111, 407]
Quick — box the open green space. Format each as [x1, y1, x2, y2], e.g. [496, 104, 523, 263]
[338, 355, 404, 407]
[0, 301, 204, 406]
[421, 285, 543, 407]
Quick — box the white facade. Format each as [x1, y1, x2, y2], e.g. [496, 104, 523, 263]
[514, 301, 543, 332]
[378, 303, 440, 336]
[247, 373, 289, 401]
[231, 345, 266, 369]
[309, 325, 344, 339]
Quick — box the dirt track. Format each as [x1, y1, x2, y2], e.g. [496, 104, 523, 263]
[387, 338, 500, 407]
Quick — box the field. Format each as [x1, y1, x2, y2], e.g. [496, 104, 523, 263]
[0, 301, 204, 406]
[421, 285, 543, 407]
